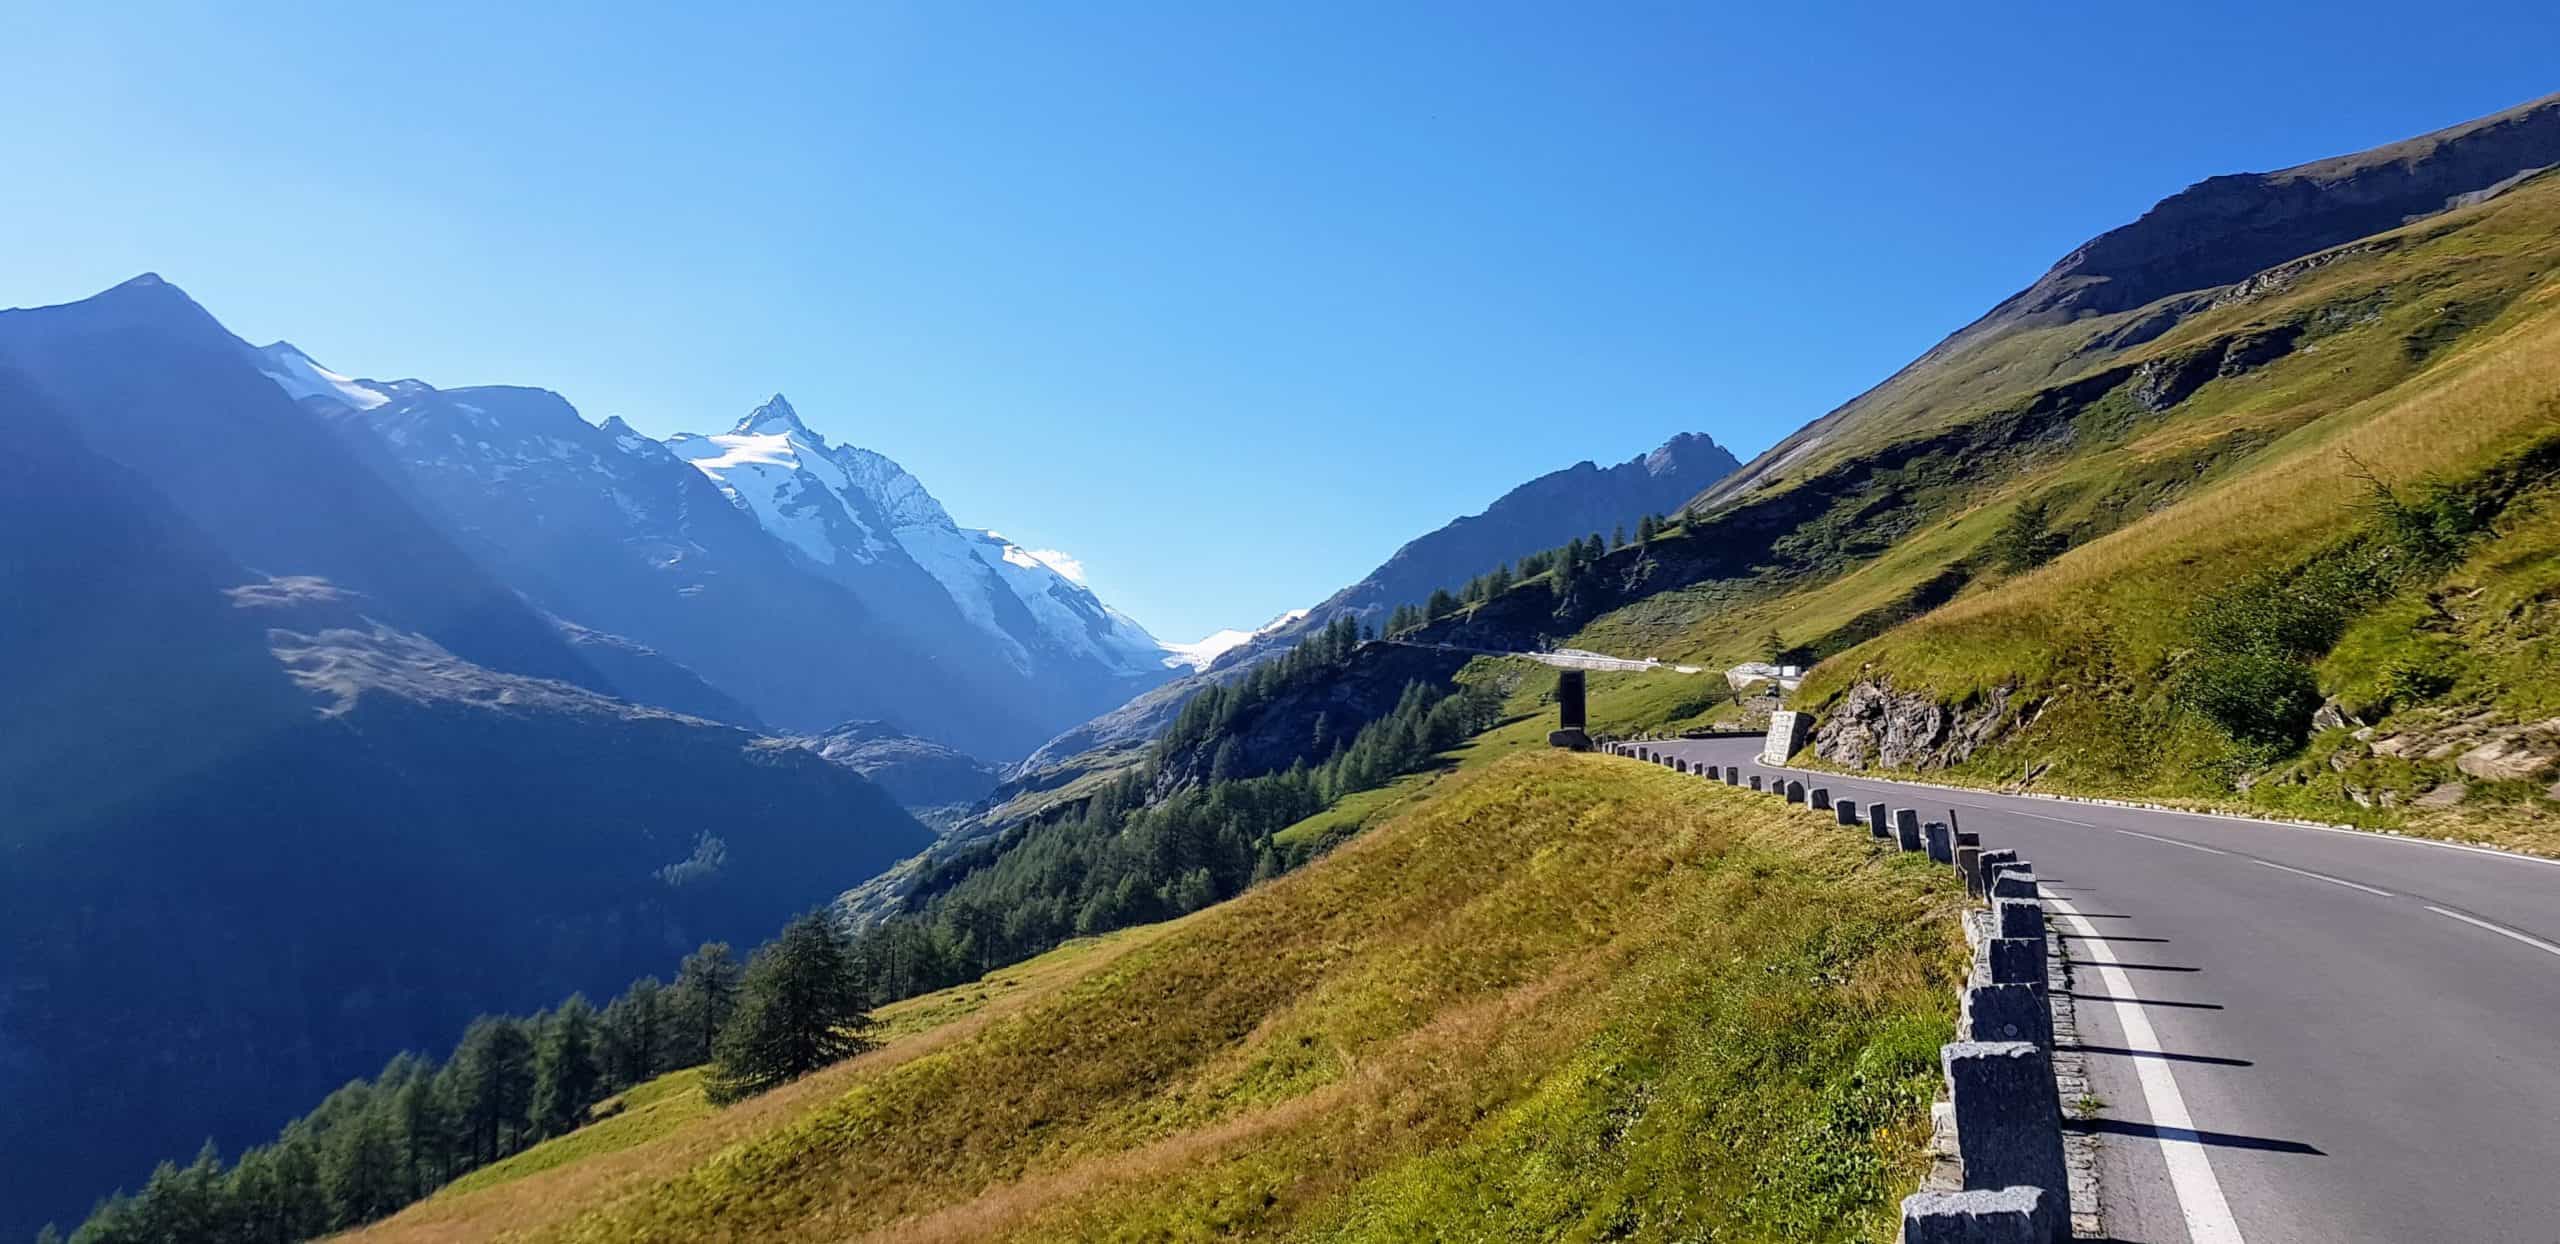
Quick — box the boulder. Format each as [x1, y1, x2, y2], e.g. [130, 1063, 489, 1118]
[2414, 782, 2469, 807]
[2455, 734, 2557, 783]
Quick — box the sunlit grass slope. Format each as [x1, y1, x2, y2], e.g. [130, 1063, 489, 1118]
[353, 754, 1965, 1243]
[1560, 172, 2560, 844]
[341, 926, 1180, 1242]
[1785, 181, 2560, 835]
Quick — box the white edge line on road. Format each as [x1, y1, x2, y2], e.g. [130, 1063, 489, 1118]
[2116, 829, 2231, 856]
[1709, 752, 2560, 871]
[2426, 906, 2560, 958]
[2046, 893, 2247, 1244]
[2000, 808, 2098, 827]
[2251, 860, 2393, 897]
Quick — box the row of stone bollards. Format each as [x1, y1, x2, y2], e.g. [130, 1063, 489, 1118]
[1601, 743, 2070, 1242]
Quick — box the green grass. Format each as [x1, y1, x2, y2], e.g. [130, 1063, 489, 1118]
[865, 925, 1167, 1043]
[1551, 171, 2560, 848]
[359, 755, 1962, 1244]
[1269, 770, 1439, 852]
[433, 1067, 715, 1200]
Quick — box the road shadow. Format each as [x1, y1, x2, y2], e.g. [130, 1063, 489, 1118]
[2081, 960, 2200, 973]
[2067, 1117, 2324, 1155]
[2068, 992, 2222, 1010]
[2064, 1043, 2253, 1067]
[2061, 933, 2171, 944]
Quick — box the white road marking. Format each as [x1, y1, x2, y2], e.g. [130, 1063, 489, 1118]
[2047, 893, 2247, 1244]
[2000, 807, 2097, 827]
[2427, 906, 2560, 959]
[2249, 860, 2393, 897]
[1751, 757, 2560, 870]
[2116, 829, 2231, 856]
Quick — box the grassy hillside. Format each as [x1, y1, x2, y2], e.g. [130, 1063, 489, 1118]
[1516, 170, 2560, 850]
[1777, 173, 2560, 847]
[344, 753, 1964, 1243]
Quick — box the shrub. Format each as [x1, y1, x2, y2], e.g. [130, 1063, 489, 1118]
[2171, 651, 2323, 749]
[1989, 498, 2067, 573]
[2373, 655, 2456, 711]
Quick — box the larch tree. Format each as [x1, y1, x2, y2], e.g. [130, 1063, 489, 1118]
[708, 912, 877, 1103]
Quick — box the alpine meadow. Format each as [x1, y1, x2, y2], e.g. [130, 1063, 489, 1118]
[7, 12, 2560, 1244]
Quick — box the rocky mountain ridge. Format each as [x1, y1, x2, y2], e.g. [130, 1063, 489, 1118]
[0, 303, 934, 1238]
[990, 430, 1741, 805]
[284, 349, 1183, 758]
[1689, 90, 2560, 517]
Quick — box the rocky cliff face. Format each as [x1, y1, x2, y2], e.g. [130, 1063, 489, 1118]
[1807, 680, 2029, 771]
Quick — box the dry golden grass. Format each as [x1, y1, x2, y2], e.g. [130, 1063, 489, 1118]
[338, 923, 1184, 1244]
[356, 755, 1963, 1244]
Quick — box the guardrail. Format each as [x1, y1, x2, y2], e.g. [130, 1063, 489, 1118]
[1599, 742, 2084, 1243]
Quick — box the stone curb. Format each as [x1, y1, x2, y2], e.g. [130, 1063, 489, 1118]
[1759, 757, 2560, 865]
[1599, 742, 2102, 1239]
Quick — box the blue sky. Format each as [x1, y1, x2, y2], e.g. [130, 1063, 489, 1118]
[3, 3, 2554, 641]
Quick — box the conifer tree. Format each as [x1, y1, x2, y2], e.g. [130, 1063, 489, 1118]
[708, 913, 876, 1103]
[600, 977, 669, 1088]
[529, 996, 605, 1139]
[669, 942, 743, 1067]
[448, 1016, 537, 1164]
[323, 1103, 406, 1226]
[391, 1070, 454, 1197]
[1990, 497, 2066, 571]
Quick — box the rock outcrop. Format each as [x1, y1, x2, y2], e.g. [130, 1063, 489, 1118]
[1813, 680, 2025, 772]
[1974, 93, 2560, 334]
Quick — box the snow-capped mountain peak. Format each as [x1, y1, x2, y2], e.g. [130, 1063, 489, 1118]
[669, 395, 1173, 684]
[734, 392, 812, 437]
[1159, 608, 1310, 671]
[255, 341, 389, 411]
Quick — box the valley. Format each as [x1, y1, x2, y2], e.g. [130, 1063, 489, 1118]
[9, 34, 2560, 1244]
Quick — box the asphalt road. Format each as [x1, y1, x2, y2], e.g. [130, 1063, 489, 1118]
[1377, 638, 1705, 674]
[1641, 737, 2560, 1244]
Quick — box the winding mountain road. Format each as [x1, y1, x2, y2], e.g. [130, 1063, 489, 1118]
[1643, 737, 2560, 1244]
[1378, 638, 1705, 674]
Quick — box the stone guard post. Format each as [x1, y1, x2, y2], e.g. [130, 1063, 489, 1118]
[1940, 1042, 2068, 1241]
[1547, 669, 1590, 750]
[1901, 1187, 2060, 1244]
[1762, 709, 1810, 765]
